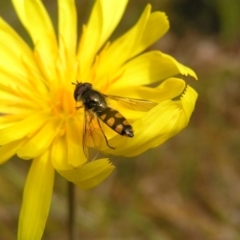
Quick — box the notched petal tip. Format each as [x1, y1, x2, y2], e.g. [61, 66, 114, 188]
[57, 158, 115, 190]
[104, 84, 198, 157]
[181, 85, 198, 118]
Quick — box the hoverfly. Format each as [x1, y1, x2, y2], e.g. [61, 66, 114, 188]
[73, 82, 157, 160]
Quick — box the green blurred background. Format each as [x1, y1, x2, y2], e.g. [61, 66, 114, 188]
[1, 0, 240, 239]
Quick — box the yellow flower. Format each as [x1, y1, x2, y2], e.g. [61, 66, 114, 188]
[0, 0, 197, 239]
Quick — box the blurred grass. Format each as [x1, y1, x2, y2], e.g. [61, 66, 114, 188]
[1, 0, 240, 239]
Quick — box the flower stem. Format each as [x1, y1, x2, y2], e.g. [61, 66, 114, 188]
[68, 181, 78, 240]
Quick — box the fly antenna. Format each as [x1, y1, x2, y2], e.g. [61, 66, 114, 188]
[72, 81, 81, 86]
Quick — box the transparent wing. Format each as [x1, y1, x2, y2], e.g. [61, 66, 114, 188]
[82, 110, 101, 161]
[82, 110, 113, 161]
[103, 94, 158, 112]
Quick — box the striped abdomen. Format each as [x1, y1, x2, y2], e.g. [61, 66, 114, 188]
[97, 107, 134, 137]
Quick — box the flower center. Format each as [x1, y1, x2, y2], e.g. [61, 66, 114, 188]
[51, 86, 77, 117]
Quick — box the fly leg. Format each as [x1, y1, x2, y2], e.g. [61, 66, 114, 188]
[96, 118, 115, 150]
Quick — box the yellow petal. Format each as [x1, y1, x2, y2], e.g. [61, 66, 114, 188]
[129, 86, 198, 156]
[58, 159, 115, 190]
[137, 86, 198, 152]
[51, 119, 87, 170]
[0, 18, 40, 79]
[17, 119, 62, 160]
[0, 139, 24, 165]
[0, 80, 46, 114]
[77, 0, 128, 79]
[51, 135, 69, 170]
[0, 114, 25, 130]
[18, 151, 55, 240]
[96, 8, 170, 81]
[0, 113, 48, 145]
[11, 0, 58, 79]
[65, 118, 87, 167]
[109, 51, 197, 90]
[108, 78, 186, 102]
[103, 86, 198, 156]
[175, 85, 198, 131]
[131, 11, 169, 57]
[93, 4, 151, 83]
[103, 101, 176, 154]
[97, 0, 128, 47]
[0, 65, 48, 103]
[58, 0, 77, 58]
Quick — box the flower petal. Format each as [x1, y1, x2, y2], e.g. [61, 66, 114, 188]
[95, 8, 170, 81]
[58, 0, 77, 58]
[0, 113, 48, 145]
[77, 0, 128, 79]
[65, 118, 87, 167]
[137, 86, 198, 152]
[93, 4, 151, 84]
[109, 51, 197, 90]
[51, 118, 87, 170]
[103, 86, 198, 156]
[131, 11, 169, 58]
[103, 101, 176, 154]
[0, 114, 25, 130]
[0, 139, 24, 165]
[51, 134, 69, 170]
[17, 118, 62, 160]
[58, 159, 115, 190]
[0, 18, 40, 79]
[108, 78, 186, 102]
[0, 78, 48, 114]
[11, 0, 58, 79]
[18, 151, 55, 240]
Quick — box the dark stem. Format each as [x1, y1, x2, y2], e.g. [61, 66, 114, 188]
[68, 181, 78, 240]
